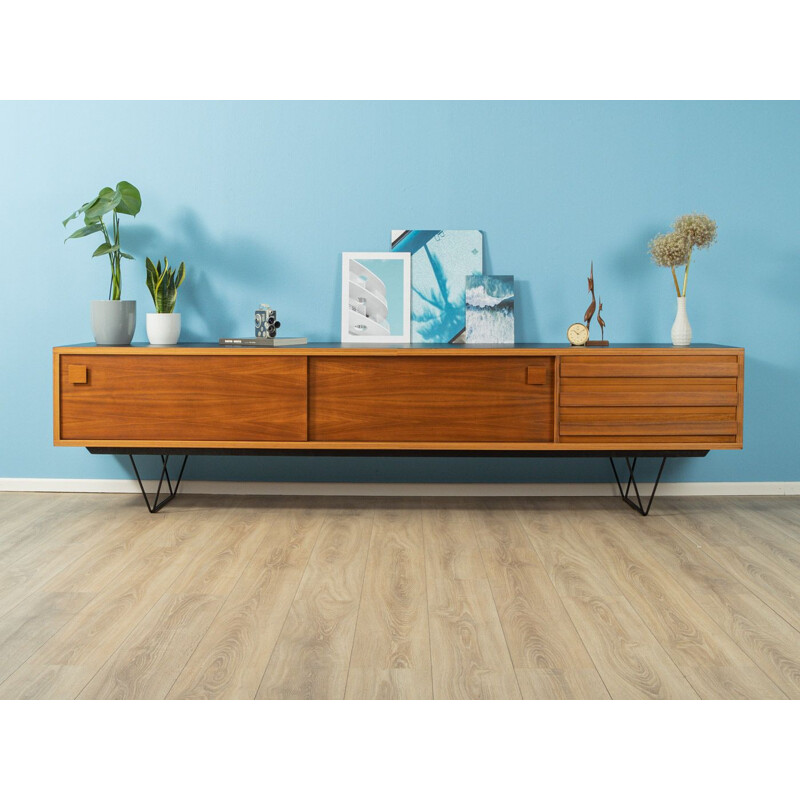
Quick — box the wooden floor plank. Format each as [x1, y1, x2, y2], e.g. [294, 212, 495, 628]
[0, 498, 240, 699]
[0, 492, 32, 518]
[719, 502, 800, 578]
[661, 496, 800, 567]
[161, 501, 271, 599]
[168, 501, 324, 699]
[683, 666, 787, 700]
[730, 497, 800, 533]
[0, 500, 174, 629]
[516, 499, 698, 699]
[346, 501, 432, 699]
[34, 509, 166, 595]
[0, 592, 94, 686]
[0, 664, 99, 700]
[345, 668, 433, 700]
[0, 492, 53, 541]
[0, 538, 94, 616]
[255, 503, 373, 699]
[423, 501, 520, 700]
[559, 593, 699, 699]
[514, 668, 610, 700]
[658, 498, 800, 633]
[2, 495, 221, 608]
[1, 492, 798, 700]
[474, 500, 609, 699]
[78, 593, 223, 700]
[0, 493, 88, 567]
[563, 499, 786, 699]
[79, 500, 272, 699]
[631, 510, 800, 698]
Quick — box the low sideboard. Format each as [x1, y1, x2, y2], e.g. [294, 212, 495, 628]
[52, 343, 744, 514]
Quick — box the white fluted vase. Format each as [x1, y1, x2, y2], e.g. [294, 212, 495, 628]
[671, 296, 692, 346]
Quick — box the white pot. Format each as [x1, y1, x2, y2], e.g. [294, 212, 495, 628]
[146, 312, 181, 345]
[670, 297, 692, 347]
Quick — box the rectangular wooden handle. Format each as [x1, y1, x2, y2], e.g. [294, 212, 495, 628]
[526, 366, 546, 385]
[68, 365, 88, 384]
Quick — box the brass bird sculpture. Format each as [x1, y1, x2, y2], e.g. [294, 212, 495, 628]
[584, 261, 596, 333]
[597, 298, 605, 341]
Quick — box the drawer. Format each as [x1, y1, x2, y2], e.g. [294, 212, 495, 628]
[57, 355, 307, 443]
[309, 356, 554, 442]
[559, 377, 739, 407]
[561, 354, 739, 378]
[558, 353, 741, 444]
[559, 406, 738, 439]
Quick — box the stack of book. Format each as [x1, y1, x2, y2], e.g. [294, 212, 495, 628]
[218, 337, 308, 347]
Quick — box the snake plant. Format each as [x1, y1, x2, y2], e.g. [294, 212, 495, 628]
[63, 181, 142, 301]
[146, 257, 186, 313]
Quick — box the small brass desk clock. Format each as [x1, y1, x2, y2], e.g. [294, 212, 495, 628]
[567, 322, 589, 346]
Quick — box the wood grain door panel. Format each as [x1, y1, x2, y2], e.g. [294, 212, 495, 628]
[309, 356, 554, 442]
[59, 355, 307, 442]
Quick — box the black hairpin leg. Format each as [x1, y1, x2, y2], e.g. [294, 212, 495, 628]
[609, 456, 667, 516]
[128, 454, 188, 513]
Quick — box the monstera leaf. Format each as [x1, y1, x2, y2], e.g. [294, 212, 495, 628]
[63, 181, 141, 229]
[84, 187, 122, 224]
[64, 222, 103, 242]
[62, 201, 94, 228]
[115, 181, 142, 216]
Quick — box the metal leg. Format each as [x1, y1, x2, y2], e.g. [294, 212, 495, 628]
[128, 454, 188, 513]
[609, 456, 667, 516]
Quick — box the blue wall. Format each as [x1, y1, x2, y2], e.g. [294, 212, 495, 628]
[1, 101, 798, 484]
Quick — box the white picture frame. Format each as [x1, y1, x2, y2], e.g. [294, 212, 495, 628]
[341, 251, 411, 343]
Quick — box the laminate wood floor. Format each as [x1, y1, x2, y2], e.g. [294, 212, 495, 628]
[0, 492, 798, 699]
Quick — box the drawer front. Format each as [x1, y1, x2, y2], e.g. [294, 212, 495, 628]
[559, 406, 738, 438]
[309, 356, 554, 442]
[559, 354, 741, 444]
[58, 355, 307, 442]
[561, 354, 739, 379]
[560, 376, 739, 407]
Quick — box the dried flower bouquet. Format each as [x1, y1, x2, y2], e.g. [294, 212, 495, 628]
[649, 213, 717, 297]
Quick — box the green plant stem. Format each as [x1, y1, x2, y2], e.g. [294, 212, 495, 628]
[682, 249, 692, 297]
[101, 213, 123, 300]
[670, 266, 681, 297]
[99, 219, 115, 300]
[113, 212, 121, 300]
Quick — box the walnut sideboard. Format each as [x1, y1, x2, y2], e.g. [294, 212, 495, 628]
[53, 343, 744, 514]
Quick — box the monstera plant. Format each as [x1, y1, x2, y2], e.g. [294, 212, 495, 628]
[63, 181, 142, 300]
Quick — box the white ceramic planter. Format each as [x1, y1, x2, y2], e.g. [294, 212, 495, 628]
[146, 312, 181, 346]
[91, 300, 136, 346]
[671, 296, 692, 346]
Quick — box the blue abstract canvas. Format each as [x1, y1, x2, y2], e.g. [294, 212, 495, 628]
[465, 275, 515, 343]
[391, 230, 483, 343]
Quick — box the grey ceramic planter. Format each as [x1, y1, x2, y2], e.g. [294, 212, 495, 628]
[90, 300, 136, 346]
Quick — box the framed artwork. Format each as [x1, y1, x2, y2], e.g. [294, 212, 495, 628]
[341, 252, 411, 343]
[390, 230, 483, 343]
[465, 274, 515, 343]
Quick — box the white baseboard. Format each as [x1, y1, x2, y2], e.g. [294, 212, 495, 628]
[0, 478, 798, 496]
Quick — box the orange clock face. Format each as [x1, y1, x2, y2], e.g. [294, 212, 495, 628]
[567, 322, 589, 346]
